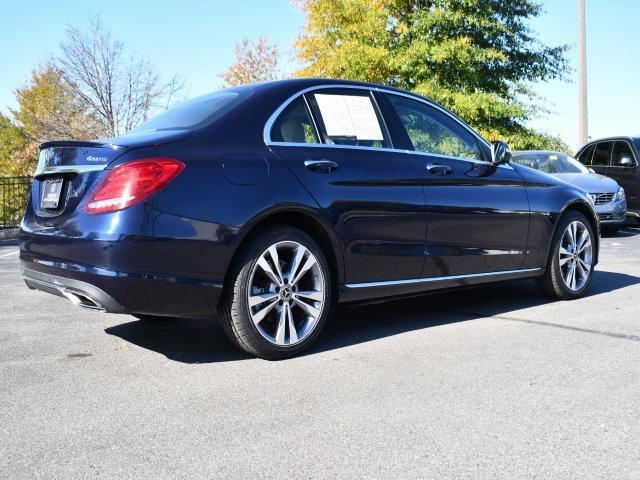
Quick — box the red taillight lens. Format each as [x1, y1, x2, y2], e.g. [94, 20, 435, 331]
[85, 158, 185, 214]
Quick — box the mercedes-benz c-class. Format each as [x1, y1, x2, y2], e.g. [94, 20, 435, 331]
[21, 79, 599, 359]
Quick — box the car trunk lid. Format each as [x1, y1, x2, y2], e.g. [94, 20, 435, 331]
[31, 129, 192, 222]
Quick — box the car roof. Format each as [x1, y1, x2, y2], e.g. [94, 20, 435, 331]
[578, 136, 640, 150]
[252, 77, 409, 94]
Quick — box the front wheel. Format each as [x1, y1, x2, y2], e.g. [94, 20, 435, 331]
[219, 226, 332, 359]
[536, 211, 595, 300]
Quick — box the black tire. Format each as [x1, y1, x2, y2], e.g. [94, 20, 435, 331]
[218, 226, 332, 360]
[536, 210, 595, 300]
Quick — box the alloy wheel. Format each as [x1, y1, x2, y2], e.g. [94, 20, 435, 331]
[558, 220, 593, 291]
[247, 241, 326, 346]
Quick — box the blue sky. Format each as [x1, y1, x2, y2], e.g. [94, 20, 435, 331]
[1, 0, 638, 151]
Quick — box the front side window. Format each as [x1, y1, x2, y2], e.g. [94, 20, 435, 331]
[270, 97, 319, 144]
[387, 94, 483, 161]
[591, 142, 612, 166]
[306, 90, 391, 148]
[611, 141, 637, 166]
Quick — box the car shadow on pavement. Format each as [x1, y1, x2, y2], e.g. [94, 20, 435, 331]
[605, 226, 640, 238]
[105, 270, 640, 363]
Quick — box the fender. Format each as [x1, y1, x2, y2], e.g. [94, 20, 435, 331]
[543, 198, 600, 269]
[234, 203, 346, 286]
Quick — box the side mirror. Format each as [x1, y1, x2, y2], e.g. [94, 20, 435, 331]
[620, 157, 634, 167]
[491, 141, 512, 165]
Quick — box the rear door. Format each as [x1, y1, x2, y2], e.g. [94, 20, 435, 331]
[267, 87, 427, 286]
[383, 92, 530, 277]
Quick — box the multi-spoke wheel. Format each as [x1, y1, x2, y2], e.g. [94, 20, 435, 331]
[248, 241, 325, 346]
[558, 220, 593, 292]
[536, 211, 595, 300]
[218, 226, 331, 359]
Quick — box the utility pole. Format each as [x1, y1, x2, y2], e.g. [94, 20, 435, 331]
[577, 0, 588, 145]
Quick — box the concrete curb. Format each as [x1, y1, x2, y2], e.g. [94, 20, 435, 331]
[0, 228, 19, 241]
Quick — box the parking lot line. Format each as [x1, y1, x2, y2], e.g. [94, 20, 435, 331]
[0, 250, 19, 258]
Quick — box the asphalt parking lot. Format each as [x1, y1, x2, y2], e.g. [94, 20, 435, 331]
[1, 227, 640, 479]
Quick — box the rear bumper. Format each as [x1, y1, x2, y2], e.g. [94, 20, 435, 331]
[23, 266, 125, 312]
[21, 258, 223, 317]
[19, 205, 237, 317]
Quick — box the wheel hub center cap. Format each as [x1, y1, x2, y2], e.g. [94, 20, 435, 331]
[281, 286, 292, 301]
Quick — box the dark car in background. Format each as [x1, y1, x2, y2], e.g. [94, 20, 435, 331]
[576, 137, 640, 224]
[512, 151, 626, 234]
[20, 79, 599, 359]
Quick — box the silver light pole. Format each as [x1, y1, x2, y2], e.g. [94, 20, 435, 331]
[577, 0, 588, 145]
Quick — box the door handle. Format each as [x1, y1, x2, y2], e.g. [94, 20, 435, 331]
[304, 159, 338, 173]
[425, 163, 452, 175]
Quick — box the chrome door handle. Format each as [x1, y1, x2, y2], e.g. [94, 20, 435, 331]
[426, 163, 452, 175]
[304, 159, 338, 173]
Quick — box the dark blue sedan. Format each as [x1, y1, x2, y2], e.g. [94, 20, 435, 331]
[20, 79, 599, 359]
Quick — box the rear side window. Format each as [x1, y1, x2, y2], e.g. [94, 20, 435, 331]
[270, 97, 319, 144]
[387, 94, 483, 161]
[591, 142, 612, 166]
[611, 141, 637, 166]
[577, 144, 594, 165]
[306, 90, 391, 148]
[132, 88, 252, 133]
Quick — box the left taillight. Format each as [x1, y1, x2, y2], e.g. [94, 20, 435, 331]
[84, 158, 185, 214]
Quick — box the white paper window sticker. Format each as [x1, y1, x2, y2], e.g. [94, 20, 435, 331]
[314, 94, 384, 141]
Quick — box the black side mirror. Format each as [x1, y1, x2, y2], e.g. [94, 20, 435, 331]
[491, 141, 512, 165]
[620, 157, 634, 167]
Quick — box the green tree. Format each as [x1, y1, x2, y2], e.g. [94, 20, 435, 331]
[12, 63, 105, 144]
[0, 63, 101, 177]
[0, 113, 30, 176]
[294, 0, 570, 150]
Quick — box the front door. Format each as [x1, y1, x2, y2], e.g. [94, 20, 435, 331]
[383, 92, 530, 277]
[267, 88, 427, 286]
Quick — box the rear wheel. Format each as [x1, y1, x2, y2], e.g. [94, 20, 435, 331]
[536, 211, 595, 300]
[219, 226, 332, 359]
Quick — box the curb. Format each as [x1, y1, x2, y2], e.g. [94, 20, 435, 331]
[0, 228, 19, 241]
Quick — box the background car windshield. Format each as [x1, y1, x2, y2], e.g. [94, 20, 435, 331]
[512, 152, 589, 174]
[131, 88, 252, 133]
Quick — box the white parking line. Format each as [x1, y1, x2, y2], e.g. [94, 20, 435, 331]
[0, 250, 19, 258]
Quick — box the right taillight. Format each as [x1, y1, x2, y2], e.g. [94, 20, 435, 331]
[85, 158, 184, 214]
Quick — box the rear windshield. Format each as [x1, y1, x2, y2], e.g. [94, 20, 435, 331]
[131, 87, 253, 133]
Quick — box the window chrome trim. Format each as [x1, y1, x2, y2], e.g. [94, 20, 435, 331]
[264, 84, 513, 170]
[345, 267, 542, 289]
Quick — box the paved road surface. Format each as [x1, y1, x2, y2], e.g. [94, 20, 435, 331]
[1, 228, 639, 479]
